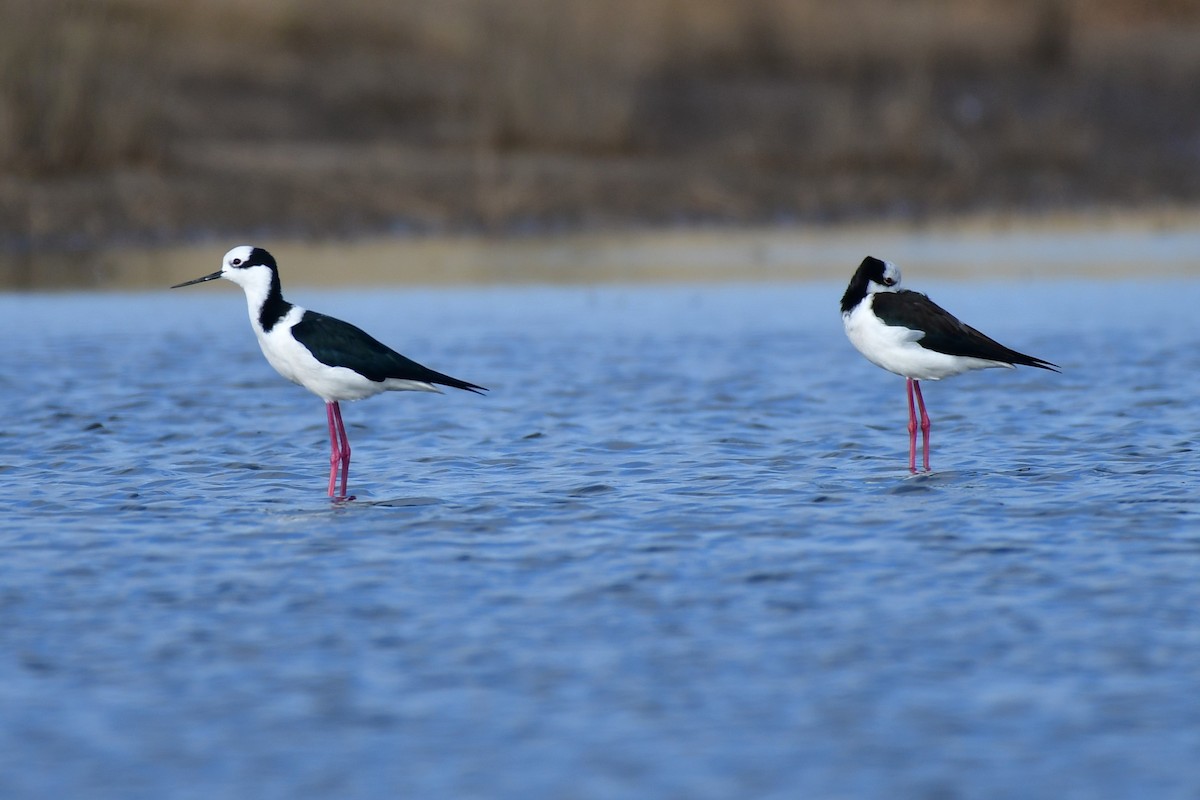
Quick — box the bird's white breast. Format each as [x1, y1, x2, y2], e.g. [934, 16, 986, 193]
[252, 306, 387, 402]
[842, 295, 1009, 381]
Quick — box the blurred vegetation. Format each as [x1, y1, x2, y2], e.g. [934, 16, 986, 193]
[2, 0, 1200, 254]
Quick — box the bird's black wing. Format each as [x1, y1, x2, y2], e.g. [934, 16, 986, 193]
[291, 311, 487, 393]
[872, 290, 1059, 371]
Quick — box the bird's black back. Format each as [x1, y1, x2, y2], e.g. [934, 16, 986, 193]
[290, 311, 487, 393]
[872, 290, 1060, 371]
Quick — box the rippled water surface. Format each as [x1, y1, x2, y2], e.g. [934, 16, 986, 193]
[2, 279, 1199, 799]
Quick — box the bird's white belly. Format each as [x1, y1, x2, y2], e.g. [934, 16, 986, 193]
[253, 323, 440, 402]
[256, 326, 385, 402]
[843, 306, 1009, 381]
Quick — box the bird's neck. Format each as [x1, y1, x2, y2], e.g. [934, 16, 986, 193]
[841, 278, 899, 315]
[244, 271, 292, 334]
[840, 274, 872, 314]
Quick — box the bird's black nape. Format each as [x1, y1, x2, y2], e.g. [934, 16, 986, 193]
[840, 256, 892, 314]
[245, 248, 290, 333]
[238, 247, 278, 271]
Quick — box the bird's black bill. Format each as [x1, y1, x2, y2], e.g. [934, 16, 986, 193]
[171, 271, 223, 289]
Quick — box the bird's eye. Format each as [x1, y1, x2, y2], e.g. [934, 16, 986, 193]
[231, 258, 242, 266]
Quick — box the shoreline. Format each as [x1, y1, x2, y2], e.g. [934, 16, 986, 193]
[11, 207, 1200, 291]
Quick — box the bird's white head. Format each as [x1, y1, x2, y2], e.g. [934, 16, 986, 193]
[217, 245, 277, 292]
[171, 245, 279, 296]
[840, 255, 903, 314]
[865, 256, 901, 291]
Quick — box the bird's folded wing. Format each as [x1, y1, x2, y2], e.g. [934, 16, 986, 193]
[291, 311, 486, 391]
[872, 291, 1056, 369]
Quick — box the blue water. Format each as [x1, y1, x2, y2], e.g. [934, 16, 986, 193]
[2, 279, 1199, 799]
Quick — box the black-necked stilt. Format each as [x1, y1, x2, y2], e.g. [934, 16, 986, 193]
[172, 246, 486, 500]
[840, 256, 1059, 472]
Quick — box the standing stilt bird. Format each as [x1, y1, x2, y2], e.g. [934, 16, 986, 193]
[172, 246, 486, 500]
[840, 256, 1058, 472]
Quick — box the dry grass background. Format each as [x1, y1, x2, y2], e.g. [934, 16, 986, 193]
[2, 0, 1200, 284]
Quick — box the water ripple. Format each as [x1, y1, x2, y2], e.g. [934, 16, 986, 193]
[1, 281, 1199, 798]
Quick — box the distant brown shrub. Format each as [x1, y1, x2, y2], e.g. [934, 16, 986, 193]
[0, 0, 166, 176]
[3, 0, 1200, 253]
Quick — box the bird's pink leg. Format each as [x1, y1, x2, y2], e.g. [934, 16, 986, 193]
[326, 402, 341, 496]
[331, 401, 352, 499]
[912, 380, 931, 471]
[906, 378, 918, 473]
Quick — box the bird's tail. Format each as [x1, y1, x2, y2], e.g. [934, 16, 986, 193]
[426, 369, 488, 395]
[1010, 351, 1061, 373]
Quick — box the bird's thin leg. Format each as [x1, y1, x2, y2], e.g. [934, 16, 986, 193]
[331, 401, 352, 499]
[906, 378, 918, 473]
[912, 380, 931, 472]
[326, 402, 341, 496]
